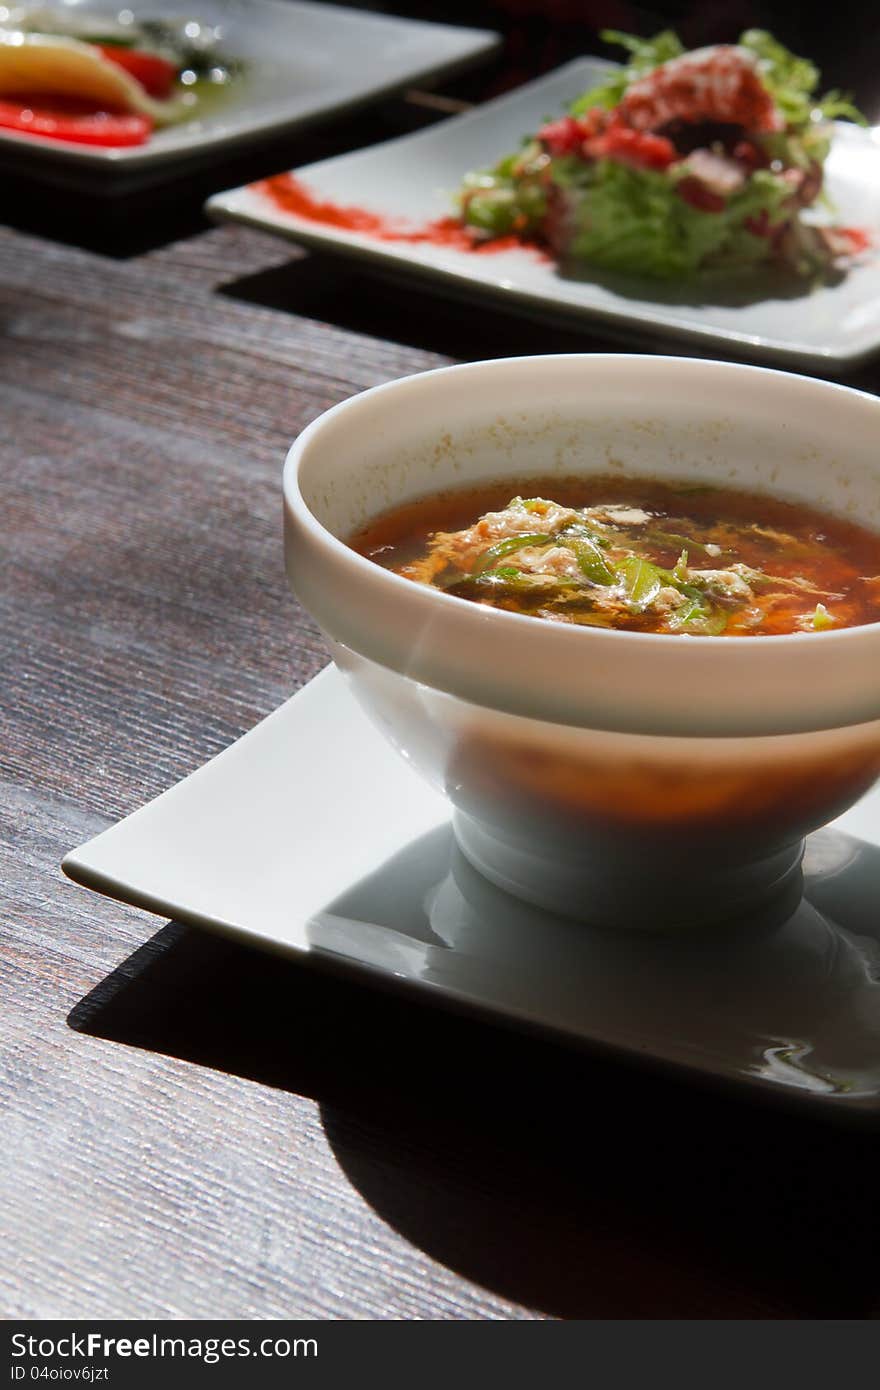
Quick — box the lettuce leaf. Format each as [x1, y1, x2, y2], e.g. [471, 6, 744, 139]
[738, 29, 819, 120]
[724, 30, 864, 128]
[570, 29, 683, 113]
[573, 28, 865, 130]
[457, 27, 865, 277]
[559, 161, 792, 278]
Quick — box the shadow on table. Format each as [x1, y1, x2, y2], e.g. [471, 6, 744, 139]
[3, 146, 285, 258]
[555, 260, 822, 309]
[218, 252, 705, 364]
[68, 914, 880, 1319]
[5, 93, 452, 258]
[219, 250, 880, 393]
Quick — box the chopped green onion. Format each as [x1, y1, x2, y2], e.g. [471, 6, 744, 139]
[668, 599, 728, 635]
[618, 555, 664, 610]
[641, 526, 722, 557]
[811, 602, 835, 629]
[446, 569, 576, 596]
[563, 521, 612, 548]
[472, 532, 552, 574]
[570, 536, 616, 585]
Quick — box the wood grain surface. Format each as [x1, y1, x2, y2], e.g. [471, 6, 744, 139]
[3, 54, 880, 1319]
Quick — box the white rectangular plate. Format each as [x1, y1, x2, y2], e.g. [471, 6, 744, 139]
[207, 58, 880, 365]
[64, 664, 880, 1117]
[0, 0, 498, 172]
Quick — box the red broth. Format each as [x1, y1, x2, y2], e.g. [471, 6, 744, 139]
[349, 476, 880, 636]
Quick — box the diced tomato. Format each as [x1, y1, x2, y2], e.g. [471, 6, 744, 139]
[97, 45, 179, 100]
[733, 139, 767, 171]
[586, 123, 677, 171]
[541, 108, 677, 171]
[0, 99, 152, 146]
[538, 107, 608, 156]
[676, 176, 726, 213]
[538, 114, 586, 156]
[745, 209, 772, 237]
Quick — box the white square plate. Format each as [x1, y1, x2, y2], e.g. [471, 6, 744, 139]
[64, 664, 880, 1117]
[0, 0, 498, 172]
[207, 58, 880, 366]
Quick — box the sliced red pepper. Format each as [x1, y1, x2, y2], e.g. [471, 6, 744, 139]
[0, 99, 152, 146]
[97, 45, 179, 100]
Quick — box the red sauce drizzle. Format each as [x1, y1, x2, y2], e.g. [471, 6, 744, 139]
[837, 226, 873, 255]
[255, 175, 871, 266]
[254, 174, 544, 256]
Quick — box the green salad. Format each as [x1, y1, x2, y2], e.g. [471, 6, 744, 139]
[458, 30, 869, 278]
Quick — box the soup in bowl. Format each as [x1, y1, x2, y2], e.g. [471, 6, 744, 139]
[283, 356, 880, 928]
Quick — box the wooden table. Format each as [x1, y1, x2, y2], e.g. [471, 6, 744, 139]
[4, 42, 880, 1322]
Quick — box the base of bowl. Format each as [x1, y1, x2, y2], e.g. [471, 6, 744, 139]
[452, 811, 806, 931]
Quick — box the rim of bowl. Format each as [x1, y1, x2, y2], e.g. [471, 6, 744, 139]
[283, 353, 880, 656]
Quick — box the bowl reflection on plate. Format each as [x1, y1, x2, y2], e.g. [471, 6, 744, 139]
[308, 821, 880, 1100]
[283, 355, 880, 929]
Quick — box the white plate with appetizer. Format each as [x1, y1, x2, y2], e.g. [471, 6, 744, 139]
[63, 663, 880, 1118]
[0, 0, 499, 169]
[207, 30, 880, 365]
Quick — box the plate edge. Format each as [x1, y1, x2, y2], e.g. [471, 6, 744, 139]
[205, 196, 875, 366]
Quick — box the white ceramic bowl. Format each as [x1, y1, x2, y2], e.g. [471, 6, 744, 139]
[283, 355, 880, 928]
